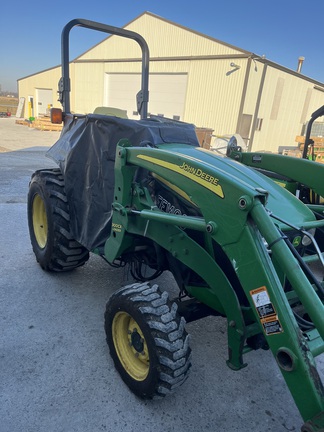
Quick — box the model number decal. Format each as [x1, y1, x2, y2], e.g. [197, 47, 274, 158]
[157, 195, 184, 215]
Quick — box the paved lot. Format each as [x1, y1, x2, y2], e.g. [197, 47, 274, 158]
[0, 117, 321, 431]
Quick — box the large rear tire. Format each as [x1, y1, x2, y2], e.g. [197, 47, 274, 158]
[105, 282, 191, 399]
[27, 168, 89, 271]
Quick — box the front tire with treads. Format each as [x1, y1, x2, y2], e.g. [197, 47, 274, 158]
[27, 168, 89, 271]
[105, 282, 191, 399]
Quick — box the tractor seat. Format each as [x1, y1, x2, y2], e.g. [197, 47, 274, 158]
[93, 106, 128, 119]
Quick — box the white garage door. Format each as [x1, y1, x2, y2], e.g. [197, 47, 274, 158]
[36, 88, 53, 117]
[104, 73, 188, 120]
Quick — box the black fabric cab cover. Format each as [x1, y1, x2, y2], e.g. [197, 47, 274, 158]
[47, 114, 199, 251]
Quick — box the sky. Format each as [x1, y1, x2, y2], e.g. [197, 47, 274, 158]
[1, 0, 324, 93]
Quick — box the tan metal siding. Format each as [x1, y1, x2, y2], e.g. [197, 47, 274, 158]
[250, 67, 324, 152]
[18, 66, 62, 118]
[184, 59, 247, 135]
[73, 60, 191, 114]
[126, 14, 245, 57]
[73, 57, 247, 134]
[73, 63, 105, 113]
[79, 13, 244, 61]
[242, 62, 265, 115]
[72, 56, 254, 136]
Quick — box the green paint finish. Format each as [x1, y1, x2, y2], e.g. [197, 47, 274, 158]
[103, 142, 324, 425]
[230, 150, 324, 198]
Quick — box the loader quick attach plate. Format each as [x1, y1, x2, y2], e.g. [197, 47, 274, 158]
[46, 114, 199, 250]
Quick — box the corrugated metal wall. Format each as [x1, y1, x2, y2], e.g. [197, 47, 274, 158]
[79, 12, 244, 61]
[184, 59, 246, 134]
[74, 12, 249, 134]
[248, 66, 324, 152]
[73, 63, 105, 113]
[18, 67, 62, 117]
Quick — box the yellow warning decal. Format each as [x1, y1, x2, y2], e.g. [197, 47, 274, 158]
[261, 316, 283, 336]
[137, 154, 224, 198]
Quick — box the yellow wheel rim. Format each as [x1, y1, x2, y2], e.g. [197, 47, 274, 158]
[32, 194, 48, 248]
[112, 311, 150, 381]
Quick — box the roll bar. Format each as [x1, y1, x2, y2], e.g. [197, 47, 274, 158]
[302, 105, 324, 159]
[58, 18, 150, 119]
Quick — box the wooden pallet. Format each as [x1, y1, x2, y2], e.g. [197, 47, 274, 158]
[32, 117, 63, 131]
[15, 117, 63, 131]
[296, 135, 324, 145]
[15, 119, 31, 127]
[296, 135, 324, 153]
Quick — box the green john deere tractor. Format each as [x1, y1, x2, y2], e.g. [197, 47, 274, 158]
[27, 19, 324, 432]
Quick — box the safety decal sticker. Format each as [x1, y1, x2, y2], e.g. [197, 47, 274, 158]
[250, 286, 276, 318]
[250, 286, 283, 335]
[261, 316, 283, 336]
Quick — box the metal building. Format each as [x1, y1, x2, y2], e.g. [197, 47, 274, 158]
[18, 11, 324, 152]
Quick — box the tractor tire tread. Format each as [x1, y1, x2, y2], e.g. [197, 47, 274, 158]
[28, 168, 89, 272]
[105, 282, 191, 399]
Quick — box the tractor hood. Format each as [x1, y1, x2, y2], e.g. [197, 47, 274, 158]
[152, 143, 315, 230]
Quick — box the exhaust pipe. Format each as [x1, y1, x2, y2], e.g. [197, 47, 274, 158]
[297, 56, 305, 73]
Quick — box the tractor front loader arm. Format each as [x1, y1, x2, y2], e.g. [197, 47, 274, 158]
[235, 201, 324, 430]
[104, 142, 324, 431]
[230, 150, 324, 200]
